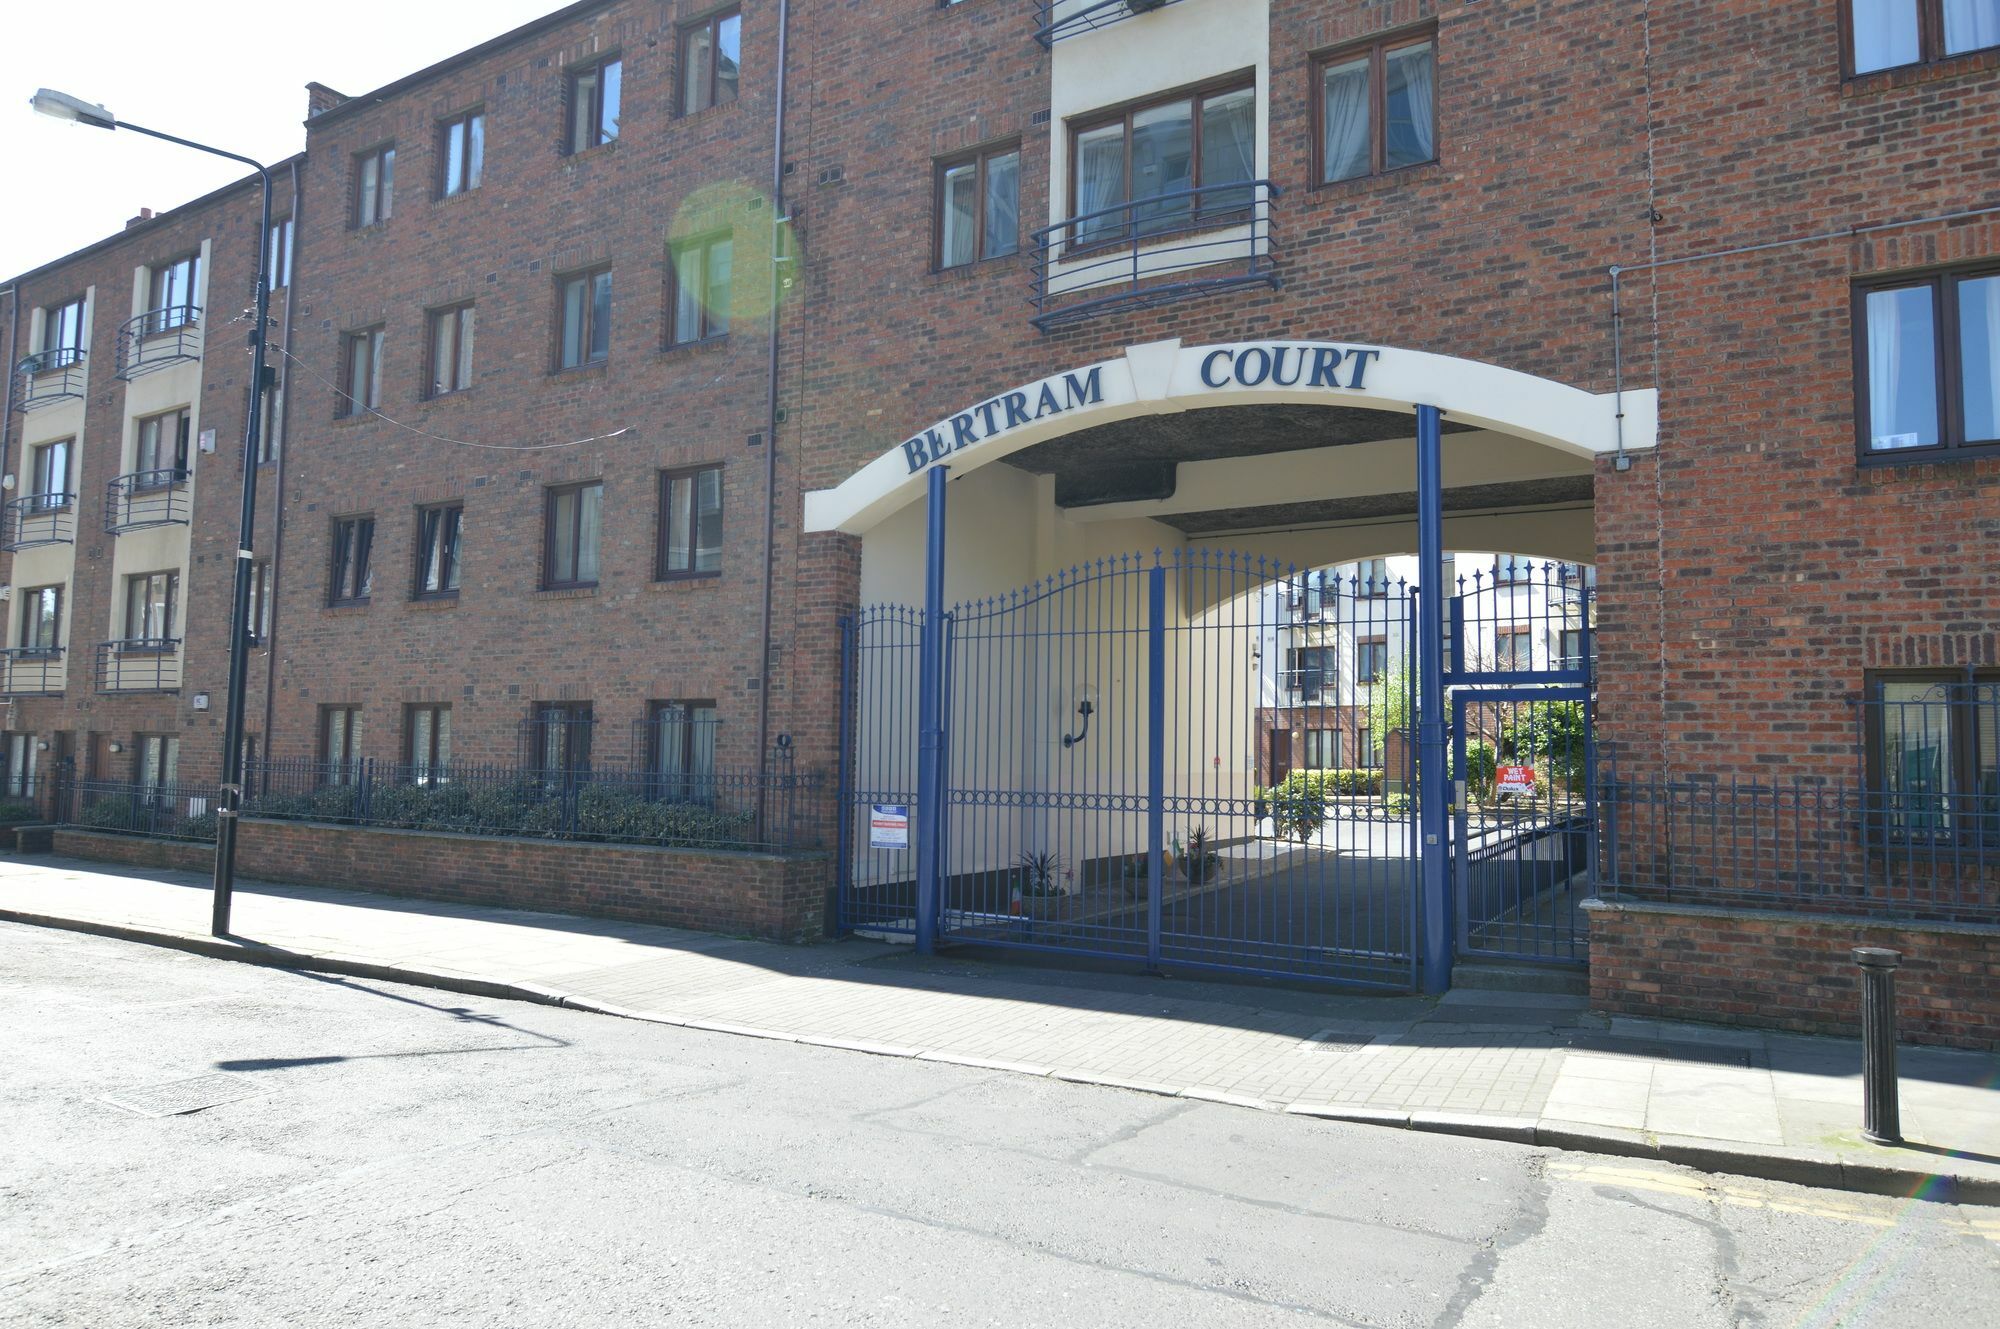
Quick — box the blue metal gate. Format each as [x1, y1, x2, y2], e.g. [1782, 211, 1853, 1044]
[839, 550, 1420, 990]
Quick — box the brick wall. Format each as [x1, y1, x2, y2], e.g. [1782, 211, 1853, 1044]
[52, 822, 829, 942]
[1585, 897, 2000, 1051]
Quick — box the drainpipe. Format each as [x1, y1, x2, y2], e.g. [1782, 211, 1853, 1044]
[754, 0, 794, 804]
[1, 284, 17, 515]
[257, 157, 305, 778]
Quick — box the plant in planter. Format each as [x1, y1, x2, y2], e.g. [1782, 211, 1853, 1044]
[1013, 849, 1065, 916]
[1174, 825, 1219, 883]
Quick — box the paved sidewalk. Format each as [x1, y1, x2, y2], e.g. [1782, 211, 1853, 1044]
[4, 853, 1998, 1203]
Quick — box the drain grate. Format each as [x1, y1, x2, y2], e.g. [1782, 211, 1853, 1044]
[1297, 1030, 1381, 1054]
[101, 1073, 272, 1119]
[1564, 1034, 1755, 1069]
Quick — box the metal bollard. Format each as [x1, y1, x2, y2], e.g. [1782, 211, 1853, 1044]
[1853, 947, 1903, 1146]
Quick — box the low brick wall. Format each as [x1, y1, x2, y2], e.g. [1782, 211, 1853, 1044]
[50, 821, 829, 943]
[1585, 896, 2000, 1051]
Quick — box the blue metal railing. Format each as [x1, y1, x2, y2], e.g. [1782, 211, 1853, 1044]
[116, 306, 202, 380]
[1447, 560, 1596, 686]
[1, 493, 76, 550]
[104, 469, 191, 533]
[0, 647, 65, 698]
[95, 638, 183, 694]
[1030, 180, 1280, 333]
[1033, 0, 1186, 47]
[11, 347, 86, 411]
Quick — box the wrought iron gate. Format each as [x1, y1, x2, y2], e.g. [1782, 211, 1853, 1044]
[839, 550, 1420, 989]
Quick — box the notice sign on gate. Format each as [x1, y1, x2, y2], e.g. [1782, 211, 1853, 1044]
[1496, 766, 1536, 797]
[869, 804, 911, 850]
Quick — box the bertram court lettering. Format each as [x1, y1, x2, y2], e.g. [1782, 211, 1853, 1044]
[901, 369, 1106, 473]
[899, 343, 1387, 476]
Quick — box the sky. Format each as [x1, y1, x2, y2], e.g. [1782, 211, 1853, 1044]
[1, 0, 566, 279]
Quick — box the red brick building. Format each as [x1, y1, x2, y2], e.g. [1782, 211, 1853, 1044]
[6, 1, 1998, 1040]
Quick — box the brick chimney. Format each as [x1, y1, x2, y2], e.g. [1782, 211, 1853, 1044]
[306, 82, 350, 119]
[125, 208, 155, 230]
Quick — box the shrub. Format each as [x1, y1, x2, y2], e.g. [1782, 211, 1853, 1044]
[1270, 780, 1327, 843]
[0, 800, 41, 825]
[1462, 741, 1497, 792]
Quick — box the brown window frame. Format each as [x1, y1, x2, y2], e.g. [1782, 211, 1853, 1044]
[132, 407, 191, 481]
[426, 303, 476, 398]
[1842, 0, 2000, 77]
[353, 143, 396, 228]
[646, 699, 719, 783]
[555, 267, 613, 370]
[28, 438, 72, 508]
[247, 560, 273, 644]
[1310, 26, 1439, 187]
[933, 142, 1021, 271]
[319, 705, 363, 784]
[666, 234, 732, 347]
[1853, 262, 2000, 463]
[1065, 73, 1258, 248]
[146, 255, 200, 330]
[329, 514, 375, 606]
[1495, 627, 1535, 672]
[528, 701, 594, 776]
[123, 570, 179, 645]
[414, 502, 464, 600]
[341, 327, 385, 417]
[1862, 669, 2000, 849]
[42, 296, 86, 360]
[657, 464, 724, 581]
[438, 108, 485, 197]
[566, 55, 623, 155]
[17, 585, 62, 653]
[543, 481, 604, 590]
[1355, 636, 1389, 684]
[679, 8, 742, 117]
[405, 703, 452, 775]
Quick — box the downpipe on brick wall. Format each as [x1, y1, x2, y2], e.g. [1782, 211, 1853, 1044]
[755, 0, 794, 833]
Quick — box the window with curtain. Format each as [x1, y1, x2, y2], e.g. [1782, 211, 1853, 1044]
[320, 706, 363, 785]
[544, 482, 603, 588]
[18, 587, 60, 653]
[1317, 31, 1437, 185]
[248, 561, 273, 643]
[1356, 638, 1389, 684]
[342, 328, 385, 415]
[439, 110, 485, 197]
[681, 8, 741, 115]
[415, 503, 464, 597]
[669, 236, 732, 345]
[124, 571, 178, 643]
[267, 217, 294, 289]
[29, 440, 70, 509]
[1305, 730, 1340, 771]
[42, 297, 85, 362]
[649, 700, 719, 801]
[1849, 1, 2000, 74]
[1285, 647, 1333, 699]
[406, 704, 452, 782]
[567, 57, 622, 154]
[330, 515, 375, 605]
[558, 268, 613, 369]
[1857, 266, 2000, 457]
[1868, 673, 2000, 840]
[134, 408, 191, 480]
[529, 702, 594, 777]
[1067, 79, 1256, 246]
[936, 144, 1020, 269]
[4, 733, 36, 799]
[354, 145, 395, 227]
[428, 305, 476, 396]
[658, 466, 723, 578]
[147, 256, 199, 332]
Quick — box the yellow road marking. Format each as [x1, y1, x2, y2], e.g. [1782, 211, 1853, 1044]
[1546, 1159, 1996, 1236]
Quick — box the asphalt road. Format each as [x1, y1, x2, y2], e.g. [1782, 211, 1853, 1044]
[1, 922, 1994, 1328]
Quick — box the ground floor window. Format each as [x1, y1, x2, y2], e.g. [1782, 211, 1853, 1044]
[1866, 672, 1999, 838]
[1304, 728, 1341, 771]
[321, 707, 362, 785]
[529, 702, 593, 778]
[406, 704, 452, 782]
[648, 700, 717, 799]
[4, 733, 37, 799]
[136, 734, 179, 790]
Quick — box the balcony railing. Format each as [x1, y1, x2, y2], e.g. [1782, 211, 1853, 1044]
[1031, 181, 1280, 333]
[115, 306, 202, 380]
[11, 348, 87, 412]
[95, 638, 182, 694]
[105, 469, 191, 534]
[0, 647, 66, 698]
[1, 493, 77, 551]
[1033, 0, 1188, 47]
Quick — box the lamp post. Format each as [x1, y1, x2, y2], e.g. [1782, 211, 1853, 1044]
[32, 89, 273, 937]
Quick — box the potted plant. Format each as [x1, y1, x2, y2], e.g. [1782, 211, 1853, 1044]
[1174, 825, 1219, 884]
[1013, 849, 1065, 918]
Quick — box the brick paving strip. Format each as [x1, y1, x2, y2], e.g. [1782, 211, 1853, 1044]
[4, 854, 1998, 1206]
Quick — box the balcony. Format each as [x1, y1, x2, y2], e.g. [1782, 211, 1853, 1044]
[1031, 181, 1280, 333]
[104, 469, 191, 534]
[115, 306, 202, 381]
[10, 348, 86, 412]
[0, 647, 65, 698]
[96, 638, 182, 694]
[1034, 0, 1189, 47]
[2, 493, 77, 551]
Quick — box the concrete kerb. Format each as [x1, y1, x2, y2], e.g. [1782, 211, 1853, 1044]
[5, 904, 1994, 1208]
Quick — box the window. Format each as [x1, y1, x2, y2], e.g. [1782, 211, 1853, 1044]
[1284, 646, 1334, 699]
[669, 236, 732, 345]
[1848, 1, 2000, 76]
[134, 409, 192, 481]
[439, 110, 485, 197]
[266, 217, 294, 289]
[4, 733, 37, 799]
[1496, 628, 1535, 672]
[415, 503, 463, 598]
[1558, 627, 1590, 674]
[1291, 572, 1326, 617]
[259, 372, 284, 464]
[1353, 558, 1391, 596]
[544, 482, 603, 588]
[406, 704, 452, 782]
[658, 466, 723, 577]
[1857, 266, 2000, 457]
[1305, 729, 1341, 771]
[342, 328, 385, 416]
[428, 305, 476, 396]
[1069, 79, 1256, 245]
[1356, 638, 1389, 684]
[1493, 556, 1535, 584]
[320, 706, 363, 784]
[557, 268, 613, 369]
[529, 702, 593, 777]
[248, 561, 273, 643]
[1866, 673, 2000, 841]
[354, 145, 395, 227]
[567, 56, 622, 154]
[145, 256, 199, 333]
[936, 144, 1020, 269]
[42, 297, 85, 363]
[18, 586, 61, 653]
[28, 439, 70, 509]
[680, 9, 741, 115]
[136, 735, 180, 791]
[330, 515, 375, 605]
[1316, 30, 1438, 185]
[1357, 725, 1374, 767]
[124, 571, 178, 643]
[648, 700, 718, 799]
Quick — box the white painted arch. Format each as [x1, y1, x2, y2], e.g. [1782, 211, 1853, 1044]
[802, 338, 1658, 536]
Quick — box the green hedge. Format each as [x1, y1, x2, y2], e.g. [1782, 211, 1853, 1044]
[75, 797, 218, 843]
[1272, 768, 1384, 799]
[0, 800, 41, 825]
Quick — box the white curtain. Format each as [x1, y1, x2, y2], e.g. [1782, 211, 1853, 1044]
[1965, 276, 2000, 443]
[1944, 0, 2000, 54]
[1321, 57, 1372, 183]
[982, 151, 1019, 259]
[1867, 288, 1905, 448]
[1852, 0, 1921, 72]
[1074, 128, 1125, 243]
[1396, 44, 1436, 164]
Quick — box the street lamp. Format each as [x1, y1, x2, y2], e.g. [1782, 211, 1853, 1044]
[32, 88, 274, 938]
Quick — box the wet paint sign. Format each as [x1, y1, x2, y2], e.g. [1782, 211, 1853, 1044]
[1497, 766, 1536, 797]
